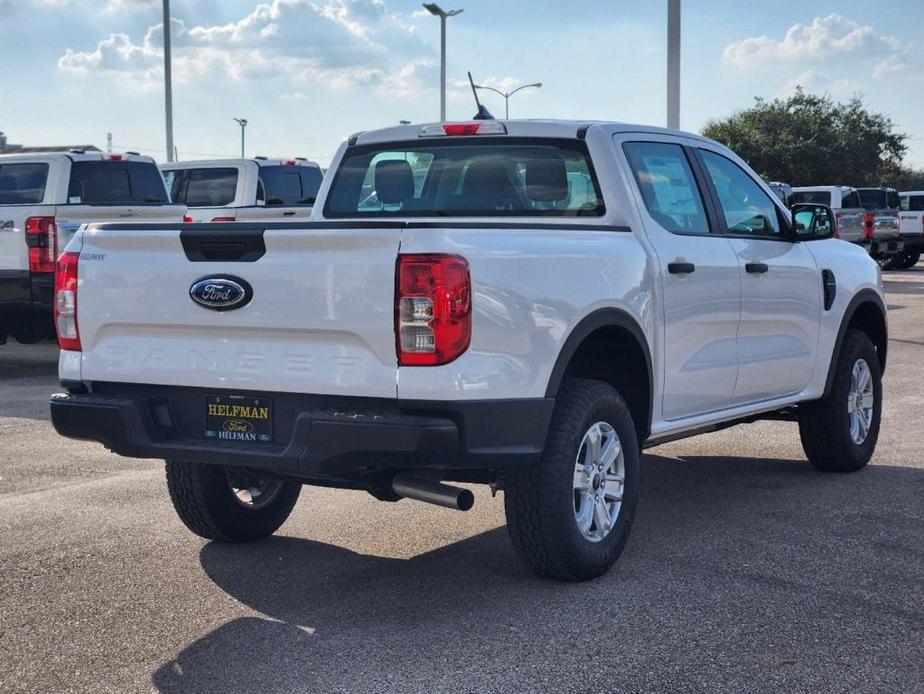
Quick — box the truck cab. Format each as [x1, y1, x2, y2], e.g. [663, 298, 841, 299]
[160, 158, 323, 223]
[0, 151, 184, 343]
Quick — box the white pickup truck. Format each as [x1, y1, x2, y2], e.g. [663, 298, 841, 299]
[50, 120, 887, 581]
[160, 158, 323, 223]
[896, 190, 924, 269]
[0, 151, 184, 344]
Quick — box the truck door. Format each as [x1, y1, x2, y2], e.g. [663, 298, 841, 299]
[694, 146, 820, 403]
[617, 135, 741, 421]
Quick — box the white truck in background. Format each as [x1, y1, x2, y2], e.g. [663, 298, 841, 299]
[895, 190, 924, 269]
[0, 151, 184, 344]
[160, 158, 323, 223]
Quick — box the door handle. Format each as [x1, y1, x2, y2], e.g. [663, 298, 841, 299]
[745, 262, 769, 274]
[668, 262, 695, 274]
[282, 210, 297, 216]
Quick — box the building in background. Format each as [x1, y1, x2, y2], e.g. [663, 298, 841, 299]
[0, 130, 100, 155]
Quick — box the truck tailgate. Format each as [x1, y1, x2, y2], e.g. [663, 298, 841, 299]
[75, 223, 401, 398]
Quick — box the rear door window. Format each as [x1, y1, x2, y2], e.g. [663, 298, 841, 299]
[622, 142, 710, 234]
[0, 163, 49, 205]
[259, 166, 321, 206]
[168, 168, 238, 207]
[858, 189, 886, 210]
[902, 194, 924, 212]
[68, 161, 169, 205]
[841, 191, 861, 208]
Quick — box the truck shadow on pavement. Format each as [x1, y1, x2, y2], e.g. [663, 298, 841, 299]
[152, 453, 924, 693]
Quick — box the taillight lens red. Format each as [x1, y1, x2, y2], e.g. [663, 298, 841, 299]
[54, 251, 81, 351]
[833, 211, 841, 238]
[25, 216, 57, 273]
[396, 254, 471, 366]
[864, 213, 874, 239]
[183, 215, 194, 223]
[211, 216, 236, 223]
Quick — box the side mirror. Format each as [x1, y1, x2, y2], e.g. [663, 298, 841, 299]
[791, 203, 835, 240]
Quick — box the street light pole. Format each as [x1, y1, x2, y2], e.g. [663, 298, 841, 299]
[233, 118, 247, 158]
[163, 0, 175, 162]
[423, 4, 463, 122]
[667, 0, 680, 129]
[473, 82, 542, 119]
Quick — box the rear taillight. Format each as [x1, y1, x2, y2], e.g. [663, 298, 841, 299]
[833, 211, 841, 238]
[211, 216, 236, 223]
[25, 216, 57, 273]
[864, 213, 875, 239]
[183, 215, 194, 223]
[54, 251, 81, 351]
[396, 254, 471, 366]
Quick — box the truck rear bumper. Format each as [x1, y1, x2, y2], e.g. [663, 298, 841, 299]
[50, 385, 554, 482]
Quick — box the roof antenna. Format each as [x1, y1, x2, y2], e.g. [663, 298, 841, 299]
[468, 71, 494, 120]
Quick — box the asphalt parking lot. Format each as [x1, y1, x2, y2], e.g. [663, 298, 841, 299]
[1, 271, 922, 694]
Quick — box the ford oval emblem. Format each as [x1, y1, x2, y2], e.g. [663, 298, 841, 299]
[189, 276, 253, 311]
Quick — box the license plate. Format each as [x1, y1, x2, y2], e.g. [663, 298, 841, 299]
[205, 395, 273, 443]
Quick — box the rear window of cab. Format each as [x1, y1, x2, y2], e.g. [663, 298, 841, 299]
[323, 138, 605, 218]
[0, 163, 49, 205]
[68, 161, 169, 205]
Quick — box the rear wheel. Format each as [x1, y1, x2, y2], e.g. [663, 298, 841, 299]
[504, 379, 640, 581]
[897, 251, 920, 269]
[798, 330, 882, 472]
[165, 461, 301, 542]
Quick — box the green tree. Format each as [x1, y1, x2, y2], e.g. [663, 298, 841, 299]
[701, 88, 908, 186]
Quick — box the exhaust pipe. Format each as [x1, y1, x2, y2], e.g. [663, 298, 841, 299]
[392, 474, 474, 511]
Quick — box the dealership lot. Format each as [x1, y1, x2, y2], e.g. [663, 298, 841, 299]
[0, 272, 921, 694]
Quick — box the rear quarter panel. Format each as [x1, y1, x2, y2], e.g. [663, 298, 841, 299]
[396, 226, 655, 400]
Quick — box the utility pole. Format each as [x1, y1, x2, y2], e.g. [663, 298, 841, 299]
[423, 4, 463, 122]
[233, 118, 248, 158]
[666, 0, 680, 130]
[163, 0, 175, 161]
[106, 132, 112, 154]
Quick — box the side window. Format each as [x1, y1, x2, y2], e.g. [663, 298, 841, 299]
[910, 195, 924, 212]
[622, 142, 710, 235]
[699, 150, 780, 237]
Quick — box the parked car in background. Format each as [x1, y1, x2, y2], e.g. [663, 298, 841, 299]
[0, 151, 184, 344]
[51, 119, 887, 582]
[790, 185, 899, 263]
[895, 190, 924, 269]
[856, 187, 902, 266]
[160, 158, 323, 223]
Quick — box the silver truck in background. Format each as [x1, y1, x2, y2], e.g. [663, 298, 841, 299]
[160, 158, 323, 223]
[0, 151, 184, 344]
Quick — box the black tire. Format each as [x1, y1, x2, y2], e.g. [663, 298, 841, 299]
[504, 378, 640, 581]
[798, 329, 882, 472]
[898, 251, 920, 270]
[165, 461, 301, 542]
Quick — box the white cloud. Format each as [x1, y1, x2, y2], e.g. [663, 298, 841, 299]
[723, 14, 908, 76]
[56, 0, 434, 93]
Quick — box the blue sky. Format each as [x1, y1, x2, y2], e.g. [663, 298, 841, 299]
[1, 0, 923, 168]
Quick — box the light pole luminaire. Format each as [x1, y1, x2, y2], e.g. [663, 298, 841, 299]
[473, 82, 542, 120]
[423, 4, 463, 122]
[233, 118, 248, 158]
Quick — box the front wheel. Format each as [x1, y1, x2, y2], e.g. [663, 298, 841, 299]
[798, 330, 882, 472]
[165, 461, 302, 542]
[504, 379, 640, 581]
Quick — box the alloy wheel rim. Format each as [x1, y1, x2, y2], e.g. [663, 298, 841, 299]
[848, 358, 875, 445]
[573, 421, 625, 543]
[226, 470, 285, 510]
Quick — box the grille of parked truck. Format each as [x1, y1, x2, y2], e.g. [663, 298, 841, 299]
[49, 120, 887, 581]
[0, 151, 185, 344]
[160, 157, 323, 223]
